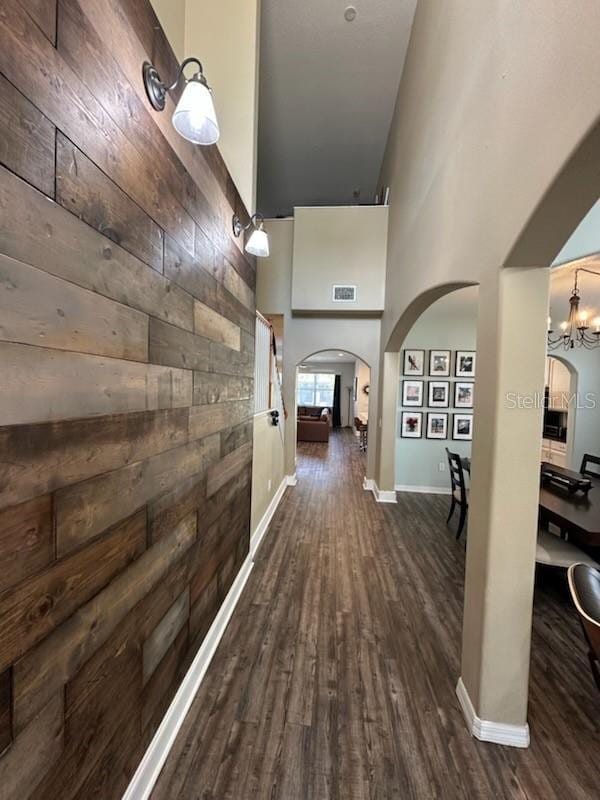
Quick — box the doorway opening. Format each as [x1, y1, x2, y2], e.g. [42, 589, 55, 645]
[296, 350, 371, 457]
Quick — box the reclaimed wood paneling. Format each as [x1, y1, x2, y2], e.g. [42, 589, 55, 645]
[0, 253, 149, 360]
[54, 436, 218, 555]
[0, 342, 192, 426]
[55, 133, 163, 273]
[0, 408, 189, 509]
[164, 234, 218, 306]
[141, 625, 188, 735]
[207, 442, 253, 498]
[193, 372, 253, 405]
[0, 510, 146, 673]
[0, 496, 53, 594]
[0, 74, 54, 196]
[0, 0, 195, 253]
[13, 515, 195, 733]
[19, 0, 57, 44]
[0, 0, 255, 793]
[0, 168, 195, 332]
[148, 317, 210, 371]
[147, 475, 205, 545]
[188, 400, 253, 441]
[142, 587, 190, 685]
[0, 693, 64, 800]
[194, 301, 241, 351]
[0, 668, 10, 755]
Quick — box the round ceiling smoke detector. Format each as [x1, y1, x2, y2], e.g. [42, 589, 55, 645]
[344, 6, 357, 22]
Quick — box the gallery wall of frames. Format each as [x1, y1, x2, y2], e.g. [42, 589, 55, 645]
[399, 349, 476, 441]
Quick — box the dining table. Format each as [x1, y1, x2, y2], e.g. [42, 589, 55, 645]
[460, 456, 600, 548]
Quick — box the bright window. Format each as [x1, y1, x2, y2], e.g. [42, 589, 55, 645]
[297, 373, 335, 407]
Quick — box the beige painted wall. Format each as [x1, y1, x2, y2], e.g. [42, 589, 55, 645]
[378, 1, 600, 353]
[251, 409, 285, 536]
[291, 206, 388, 312]
[373, 0, 600, 735]
[354, 361, 370, 420]
[257, 219, 381, 480]
[150, 0, 260, 211]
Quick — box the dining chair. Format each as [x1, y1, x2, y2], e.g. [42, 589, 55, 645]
[567, 563, 600, 691]
[354, 417, 368, 452]
[446, 448, 469, 540]
[580, 453, 600, 479]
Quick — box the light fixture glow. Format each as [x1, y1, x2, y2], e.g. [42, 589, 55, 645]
[232, 213, 270, 258]
[172, 78, 219, 145]
[143, 57, 219, 146]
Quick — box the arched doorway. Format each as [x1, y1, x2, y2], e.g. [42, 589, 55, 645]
[295, 348, 372, 464]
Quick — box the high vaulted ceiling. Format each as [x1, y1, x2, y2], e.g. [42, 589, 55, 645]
[257, 0, 417, 218]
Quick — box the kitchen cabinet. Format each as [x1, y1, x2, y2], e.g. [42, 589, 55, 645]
[542, 437, 567, 468]
[547, 357, 570, 410]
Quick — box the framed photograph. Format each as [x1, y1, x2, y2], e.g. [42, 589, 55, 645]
[402, 380, 424, 407]
[429, 350, 451, 377]
[455, 350, 476, 378]
[453, 413, 473, 441]
[426, 412, 448, 439]
[428, 381, 450, 408]
[401, 411, 423, 438]
[403, 349, 425, 376]
[454, 382, 474, 408]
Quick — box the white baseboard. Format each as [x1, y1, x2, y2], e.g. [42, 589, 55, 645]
[374, 485, 397, 503]
[122, 554, 254, 800]
[250, 477, 287, 559]
[286, 473, 297, 486]
[455, 677, 530, 748]
[363, 477, 397, 504]
[395, 484, 451, 495]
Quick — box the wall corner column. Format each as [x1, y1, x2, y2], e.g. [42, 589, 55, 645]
[458, 266, 550, 745]
[373, 349, 399, 499]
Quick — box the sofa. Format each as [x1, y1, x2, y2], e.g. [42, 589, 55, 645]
[297, 406, 330, 442]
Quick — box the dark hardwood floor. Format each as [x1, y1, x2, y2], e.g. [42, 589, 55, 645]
[151, 429, 599, 799]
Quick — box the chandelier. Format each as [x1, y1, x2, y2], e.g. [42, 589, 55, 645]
[548, 267, 600, 350]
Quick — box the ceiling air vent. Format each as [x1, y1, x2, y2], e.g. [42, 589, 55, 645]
[332, 284, 357, 303]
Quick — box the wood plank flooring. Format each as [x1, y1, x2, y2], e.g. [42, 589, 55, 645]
[151, 430, 599, 800]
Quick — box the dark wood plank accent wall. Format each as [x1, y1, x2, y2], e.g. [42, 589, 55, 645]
[0, 0, 256, 796]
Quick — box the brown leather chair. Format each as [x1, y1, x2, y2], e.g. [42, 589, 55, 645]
[568, 563, 600, 690]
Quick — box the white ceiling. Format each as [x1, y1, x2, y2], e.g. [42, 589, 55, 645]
[257, 0, 417, 217]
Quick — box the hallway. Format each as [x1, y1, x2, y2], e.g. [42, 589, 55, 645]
[152, 430, 599, 799]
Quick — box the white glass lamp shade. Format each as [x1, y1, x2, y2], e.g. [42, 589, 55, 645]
[172, 79, 219, 145]
[245, 227, 269, 258]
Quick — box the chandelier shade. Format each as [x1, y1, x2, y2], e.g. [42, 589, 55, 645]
[548, 267, 600, 350]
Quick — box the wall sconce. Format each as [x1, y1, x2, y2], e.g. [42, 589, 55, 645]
[232, 213, 270, 258]
[142, 57, 219, 145]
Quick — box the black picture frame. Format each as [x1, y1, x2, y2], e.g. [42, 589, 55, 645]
[402, 380, 424, 407]
[429, 349, 451, 377]
[455, 350, 476, 378]
[401, 411, 423, 438]
[454, 381, 474, 409]
[453, 413, 473, 440]
[426, 412, 448, 439]
[428, 381, 450, 408]
[403, 349, 425, 376]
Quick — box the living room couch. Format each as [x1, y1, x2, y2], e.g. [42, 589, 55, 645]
[297, 406, 330, 442]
